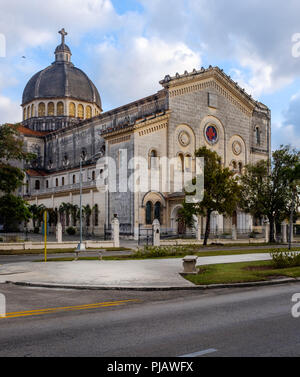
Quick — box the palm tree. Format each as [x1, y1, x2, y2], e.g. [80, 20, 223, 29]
[29, 204, 46, 230]
[82, 204, 92, 236]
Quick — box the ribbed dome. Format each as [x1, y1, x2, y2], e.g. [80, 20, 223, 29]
[22, 62, 102, 109]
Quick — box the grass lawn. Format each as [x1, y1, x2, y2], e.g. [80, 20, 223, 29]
[0, 247, 132, 256]
[184, 260, 300, 285]
[33, 247, 300, 263]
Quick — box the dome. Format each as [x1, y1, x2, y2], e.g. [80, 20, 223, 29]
[22, 29, 102, 110]
[22, 63, 102, 109]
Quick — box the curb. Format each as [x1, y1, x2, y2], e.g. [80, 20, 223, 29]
[3, 277, 300, 292]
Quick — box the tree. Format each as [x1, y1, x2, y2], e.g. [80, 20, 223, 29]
[0, 194, 32, 231]
[82, 205, 92, 235]
[240, 145, 300, 243]
[28, 204, 46, 229]
[182, 147, 240, 246]
[0, 123, 35, 193]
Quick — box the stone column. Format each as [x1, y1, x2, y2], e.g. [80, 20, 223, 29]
[152, 219, 161, 247]
[111, 215, 120, 248]
[56, 222, 62, 243]
[232, 224, 237, 241]
[281, 223, 287, 243]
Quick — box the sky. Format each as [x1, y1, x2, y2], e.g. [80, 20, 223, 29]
[0, 0, 299, 150]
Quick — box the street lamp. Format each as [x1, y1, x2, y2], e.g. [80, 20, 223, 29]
[75, 151, 103, 255]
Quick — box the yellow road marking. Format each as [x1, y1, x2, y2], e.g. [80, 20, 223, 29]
[1, 299, 140, 319]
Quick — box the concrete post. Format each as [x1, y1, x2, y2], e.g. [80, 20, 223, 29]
[152, 219, 160, 247]
[281, 223, 287, 243]
[232, 224, 237, 241]
[196, 216, 201, 241]
[264, 222, 270, 243]
[112, 215, 120, 248]
[56, 222, 62, 243]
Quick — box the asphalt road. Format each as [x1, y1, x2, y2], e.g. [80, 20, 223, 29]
[0, 282, 300, 357]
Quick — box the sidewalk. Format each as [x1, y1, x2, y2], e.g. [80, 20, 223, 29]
[0, 253, 273, 289]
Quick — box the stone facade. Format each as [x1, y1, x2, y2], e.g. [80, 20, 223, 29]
[18, 35, 271, 237]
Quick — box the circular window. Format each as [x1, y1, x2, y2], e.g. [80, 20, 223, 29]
[178, 131, 191, 147]
[232, 141, 242, 156]
[205, 124, 218, 145]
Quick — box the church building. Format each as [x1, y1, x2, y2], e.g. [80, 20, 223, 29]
[18, 29, 271, 238]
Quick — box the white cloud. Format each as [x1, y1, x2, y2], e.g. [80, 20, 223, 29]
[0, 95, 21, 124]
[93, 36, 201, 108]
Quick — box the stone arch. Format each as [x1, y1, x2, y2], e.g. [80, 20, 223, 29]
[175, 124, 196, 156]
[170, 204, 184, 233]
[142, 191, 166, 208]
[228, 134, 247, 167]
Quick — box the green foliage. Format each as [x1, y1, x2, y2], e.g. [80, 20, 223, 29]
[240, 145, 300, 242]
[0, 194, 32, 231]
[0, 124, 35, 194]
[183, 146, 240, 245]
[133, 245, 199, 258]
[270, 250, 300, 269]
[66, 226, 76, 235]
[28, 204, 46, 228]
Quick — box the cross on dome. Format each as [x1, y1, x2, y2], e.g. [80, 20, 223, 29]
[59, 28, 68, 44]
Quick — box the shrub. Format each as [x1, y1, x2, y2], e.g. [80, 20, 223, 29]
[133, 245, 199, 259]
[66, 227, 76, 236]
[270, 249, 300, 269]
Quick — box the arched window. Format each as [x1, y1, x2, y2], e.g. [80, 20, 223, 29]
[178, 153, 184, 172]
[46, 180, 49, 189]
[149, 150, 158, 169]
[38, 102, 45, 117]
[77, 104, 84, 119]
[146, 201, 153, 225]
[31, 104, 34, 118]
[69, 102, 76, 117]
[47, 102, 54, 116]
[92, 171, 95, 181]
[154, 202, 162, 223]
[232, 161, 237, 170]
[238, 162, 243, 174]
[27, 107, 30, 119]
[23, 108, 26, 120]
[57, 102, 64, 116]
[62, 177, 65, 186]
[86, 106, 92, 119]
[35, 180, 40, 190]
[256, 127, 261, 145]
[73, 175, 76, 184]
[56, 178, 58, 187]
[185, 154, 192, 172]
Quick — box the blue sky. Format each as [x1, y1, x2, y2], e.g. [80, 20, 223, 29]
[0, 0, 299, 150]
